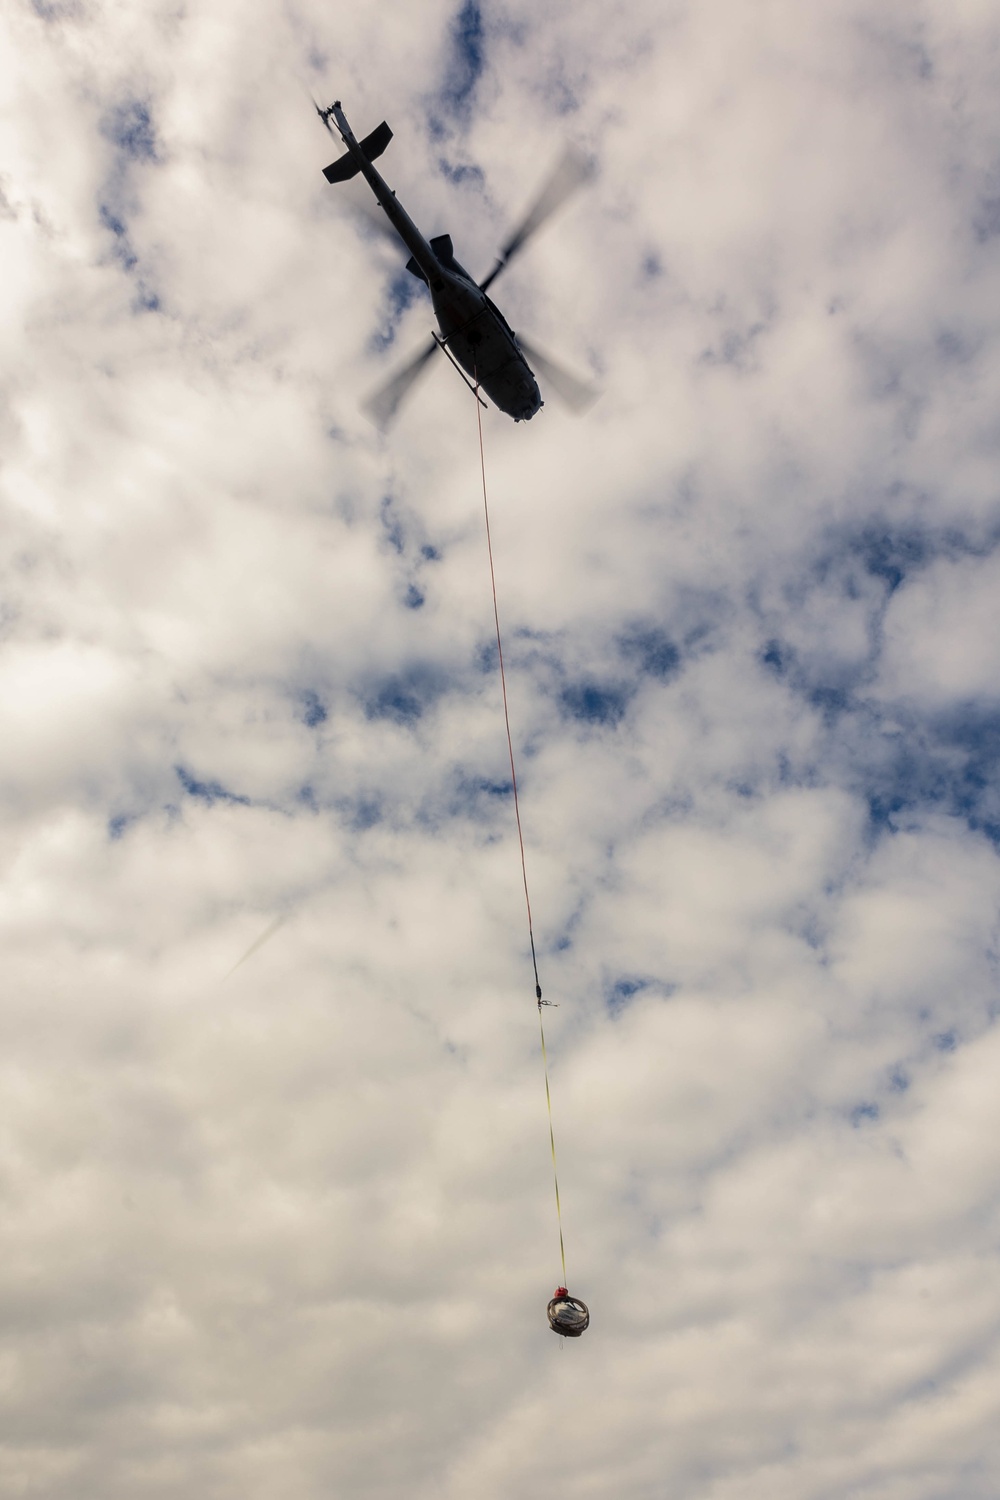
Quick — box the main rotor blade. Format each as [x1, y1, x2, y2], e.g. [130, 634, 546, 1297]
[516, 336, 600, 413]
[480, 146, 596, 292]
[362, 337, 439, 428]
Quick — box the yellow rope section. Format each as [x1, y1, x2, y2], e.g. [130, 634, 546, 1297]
[538, 1005, 568, 1285]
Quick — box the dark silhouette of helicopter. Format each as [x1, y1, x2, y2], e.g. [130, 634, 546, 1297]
[317, 101, 597, 427]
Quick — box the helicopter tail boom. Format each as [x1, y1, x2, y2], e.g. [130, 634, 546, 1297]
[322, 120, 393, 183]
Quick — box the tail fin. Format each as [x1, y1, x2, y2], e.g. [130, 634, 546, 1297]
[323, 121, 393, 184]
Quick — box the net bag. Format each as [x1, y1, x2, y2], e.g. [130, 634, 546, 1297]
[547, 1288, 589, 1337]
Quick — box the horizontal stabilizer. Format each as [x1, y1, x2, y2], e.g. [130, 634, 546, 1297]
[323, 120, 393, 184]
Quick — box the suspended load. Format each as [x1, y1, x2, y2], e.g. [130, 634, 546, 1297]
[547, 1287, 589, 1337]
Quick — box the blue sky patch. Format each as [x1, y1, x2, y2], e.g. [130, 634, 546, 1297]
[437, 157, 485, 187]
[762, 639, 789, 675]
[99, 203, 138, 270]
[619, 624, 681, 682]
[431, 770, 513, 827]
[854, 526, 930, 594]
[301, 690, 328, 728]
[607, 976, 648, 1017]
[362, 665, 446, 726]
[862, 705, 1000, 845]
[103, 99, 158, 163]
[808, 682, 852, 721]
[975, 196, 1000, 243]
[371, 271, 423, 353]
[560, 679, 632, 728]
[700, 320, 768, 372]
[441, 0, 486, 116]
[175, 765, 250, 807]
[341, 795, 383, 831]
[96, 101, 163, 307]
[476, 639, 499, 674]
[380, 494, 406, 554]
[756, 594, 1000, 844]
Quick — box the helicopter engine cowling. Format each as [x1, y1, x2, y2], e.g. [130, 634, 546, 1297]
[406, 234, 476, 287]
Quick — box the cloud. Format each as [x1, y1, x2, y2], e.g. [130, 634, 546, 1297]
[3, 0, 1000, 1495]
[878, 547, 1000, 705]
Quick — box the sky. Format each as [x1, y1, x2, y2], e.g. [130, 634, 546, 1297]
[3, 0, 1000, 1495]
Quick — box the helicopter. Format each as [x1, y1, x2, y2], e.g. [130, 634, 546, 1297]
[317, 101, 597, 427]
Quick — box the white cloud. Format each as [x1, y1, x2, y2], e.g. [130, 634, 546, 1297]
[878, 550, 1000, 705]
[2, 0, 1000, 1495]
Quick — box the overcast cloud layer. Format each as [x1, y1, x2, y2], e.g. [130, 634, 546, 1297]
[3, 1, 1000, 1496]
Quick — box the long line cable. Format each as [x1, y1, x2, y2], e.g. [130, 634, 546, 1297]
[537, 1004, 567, 1285]
[473, 373, 567, 1286]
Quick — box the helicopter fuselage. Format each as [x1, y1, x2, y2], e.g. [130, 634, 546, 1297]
[326, 103, 542, 422]
[425, 255, 542, 423]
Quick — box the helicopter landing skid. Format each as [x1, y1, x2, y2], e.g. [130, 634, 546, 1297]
[432, 332, 487, 407]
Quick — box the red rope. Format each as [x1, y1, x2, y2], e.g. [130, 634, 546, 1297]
[473, 375, 543, 1003]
